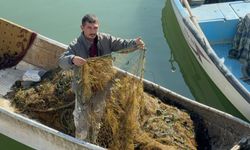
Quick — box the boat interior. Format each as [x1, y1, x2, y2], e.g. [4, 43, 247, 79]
[190, 0, 250, 90]
[0, 18, 66, 97]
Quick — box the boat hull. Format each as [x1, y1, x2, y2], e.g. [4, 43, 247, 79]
[162, 0, 250, 121]
[0, 98, 104, 150]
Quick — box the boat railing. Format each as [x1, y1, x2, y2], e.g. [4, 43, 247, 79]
[182, 0, 212, 55]
[181, 0, 213, 53]
[182, 0, 203, 33]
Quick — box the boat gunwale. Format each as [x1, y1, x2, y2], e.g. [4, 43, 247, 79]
[116, 67, 250, 130]
[0, 102, 105, 150]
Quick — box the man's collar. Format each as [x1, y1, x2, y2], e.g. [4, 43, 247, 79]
[81, 32, 98, 49]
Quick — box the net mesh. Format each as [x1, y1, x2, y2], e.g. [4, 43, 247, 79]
[9, 68, 75, 135]
[76, 48, 196, 149]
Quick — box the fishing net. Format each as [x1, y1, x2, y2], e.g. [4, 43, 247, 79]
[229, 13, 250, 83]
[8, 68, 75, 136]
[75, 48, 197, 149]
[8, 48, 198, 149]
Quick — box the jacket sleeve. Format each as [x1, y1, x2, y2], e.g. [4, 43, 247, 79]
[108, 34, 137, 52]
[58, 42, 76, 70]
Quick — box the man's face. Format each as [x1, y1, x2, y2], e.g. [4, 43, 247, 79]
[81, 22, 99, 41]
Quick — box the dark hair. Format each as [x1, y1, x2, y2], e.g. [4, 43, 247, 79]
[81, 14, 99, 26]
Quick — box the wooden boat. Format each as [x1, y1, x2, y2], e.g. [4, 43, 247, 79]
[162, 0, 250, 121]
[0, 18, 250, 149]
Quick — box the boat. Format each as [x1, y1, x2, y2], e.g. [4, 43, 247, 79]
[0, 18, 250, 149]
[162, 0, 250, 121]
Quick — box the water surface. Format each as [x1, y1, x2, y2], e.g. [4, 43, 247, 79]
[0, 0, 193, 98]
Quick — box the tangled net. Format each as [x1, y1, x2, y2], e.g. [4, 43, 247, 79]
[8, 48, 200, 149]
[77, 48, 197, 149]
[9, 68, 75, 136]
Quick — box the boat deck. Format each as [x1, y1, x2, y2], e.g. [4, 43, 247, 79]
[191, 1, 250, 20]
[192, 1, 250, 44]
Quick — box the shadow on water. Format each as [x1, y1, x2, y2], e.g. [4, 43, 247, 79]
[0, 134, 32, 150]
[161, 0, 246, 121]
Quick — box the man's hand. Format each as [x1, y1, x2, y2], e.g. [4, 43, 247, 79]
[72, 56, 86, 66]
[135, 37, 145, 49]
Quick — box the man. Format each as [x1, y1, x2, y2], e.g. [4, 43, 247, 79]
[58, 14, 145, 140]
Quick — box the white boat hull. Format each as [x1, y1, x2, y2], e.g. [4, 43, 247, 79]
[171, 0, 250, 121]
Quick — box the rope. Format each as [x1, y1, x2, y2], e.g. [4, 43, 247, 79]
[27, 101, 75, 112]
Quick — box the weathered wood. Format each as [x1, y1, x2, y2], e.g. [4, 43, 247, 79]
[23, 35, 67, 70]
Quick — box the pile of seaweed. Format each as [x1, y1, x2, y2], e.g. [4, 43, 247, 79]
[78, 55, 199, 150]
[6, 49, 210, 149]
[7, 68, 75, 136]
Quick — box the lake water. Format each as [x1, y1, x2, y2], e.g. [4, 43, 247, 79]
[0, 0, 193, 98]
[0, 0, 194, 148]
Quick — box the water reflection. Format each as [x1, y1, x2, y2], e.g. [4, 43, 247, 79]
[169, 51, 177, 72]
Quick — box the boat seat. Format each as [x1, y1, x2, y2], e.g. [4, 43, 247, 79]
[0, 18, 36, 70]
[191, 1, 250, 45]
[230, 1, 250, 18]
[189, 0, 205, 6]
